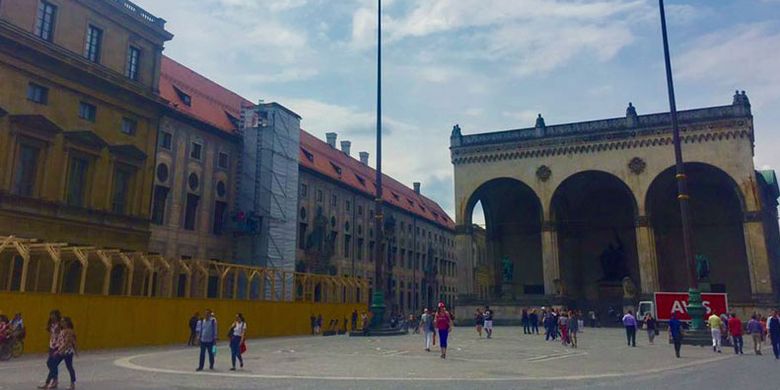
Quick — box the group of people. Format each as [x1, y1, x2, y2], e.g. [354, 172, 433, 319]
[38, 310, 77, 390]
[472, 306, 494, 338]
[190, 309, 247, 371]
[707, 310, 780, 359]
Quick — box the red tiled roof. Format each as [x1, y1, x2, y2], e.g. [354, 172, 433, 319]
[299, 131, 455, 230]
[159, 56, 253, 133]
[160, 55, 454, 230]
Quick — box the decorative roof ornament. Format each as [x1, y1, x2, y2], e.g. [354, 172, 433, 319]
[535, 114, 546, 137]
[732, 90, 751, 115]
[450, 124, 462, 147]
[626, 102, 638, 128]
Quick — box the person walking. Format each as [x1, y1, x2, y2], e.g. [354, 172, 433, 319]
[38, 309, 62, 389]
[196, 309, 218, 371]
[435, 303, 454, 359]
[727, 313, 744, 355]
[521, 309, 530, 335]
[474, 308, 484, 338]
[768, 310, 780, 359]
[228, 313, 247, 371]
[188, 312, 200, 346]
[644, 313, 657, 345]
[588, 310, 597, 328]
[361, 312, 369, 336]
[747, 314, 764, 355]
[669, 313, 683, 358]
[483, 306, 494, 339]
[351, 310, 358, 331]
[421, 308, 434, 352]
[530, 309, 540, 335]
[316, 314, 323, 335]
[707, 312, 723, 353]
[47, 317, 77, 390]
[568, 310, 579, 348]
[622, 310, 637, 347]
[558, 310, 570, 346]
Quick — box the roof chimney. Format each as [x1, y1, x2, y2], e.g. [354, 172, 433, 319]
[413, 182, 421, 194]
[340, 140, 351, 156]
[325, 132, 337, 148]
[359, 151, 369, 165]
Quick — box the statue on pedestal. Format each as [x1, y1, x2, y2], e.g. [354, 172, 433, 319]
[622, 276, 637, 300]
[501, 256, 514, 282]
[599, 231, 628, 281]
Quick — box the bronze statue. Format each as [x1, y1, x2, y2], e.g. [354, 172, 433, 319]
[501, 256, 514, 282]
[599, 231, 628, 281]
[696, 254, 711, 280]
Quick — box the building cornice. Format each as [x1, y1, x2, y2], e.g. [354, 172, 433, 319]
[452, 119, 752, 165]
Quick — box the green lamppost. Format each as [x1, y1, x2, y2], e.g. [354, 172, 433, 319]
[369, 0, 386, 329]
[658, 0, 705, 331]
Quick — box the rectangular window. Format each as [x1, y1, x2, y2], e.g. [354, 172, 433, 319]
[316, 189, 323, 202]
[299, 183, 308, 198]
[218, 152, 229, 169]
[344, 235, 351, 258]
[84, 25, 103, 63]
[26, 83, 48, 104]
[213, 201, 227, 235]
[66, 156, 89, 207]
[35, 1, 57, 42]
[125, 46, 141, 81]
[357, 238, 364, 260]
[78, 102, 96, 122]
[298, 223, 307, 250]
[121, 117, 137, 135]
[13, 144, 40, 196]
[184, 193, 200, 230]
[346, 200, 351, 212]
[331, 194, 337, 207]
[111, 167, 132, 214]
[151, 185, 169, 225]
[357, 205, 363, 216]
[190, 142, 202, 160]
[160, 131, 172, 150]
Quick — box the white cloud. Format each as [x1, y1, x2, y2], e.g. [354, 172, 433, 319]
[677, 23, 780, 107]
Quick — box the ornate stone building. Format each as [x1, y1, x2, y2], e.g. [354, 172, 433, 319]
[148, 57, 244, 261]
[298, 132, 458, 313]
[0, 0, 172, 251]
[452, 92, 779, 316]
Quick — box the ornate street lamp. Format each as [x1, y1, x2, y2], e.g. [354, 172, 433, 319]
[658, 0, 705, 331]
[370, 0, 386, 329]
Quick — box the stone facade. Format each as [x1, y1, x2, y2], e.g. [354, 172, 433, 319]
[452, 93, 779, 314]
[148, 116, 240, 260]
[0, 0, 172, 250]
[298, 132, 458, 314]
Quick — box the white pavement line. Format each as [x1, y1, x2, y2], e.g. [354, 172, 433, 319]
[526, 351, 589, 362]
[113, 352, 733, 382]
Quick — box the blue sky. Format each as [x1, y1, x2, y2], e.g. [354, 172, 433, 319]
[134, 0, 780, 221]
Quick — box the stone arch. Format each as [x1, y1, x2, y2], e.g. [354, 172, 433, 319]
[550, 170, 640, 309]
[646, 162, 751, 300]
[464, 177, 544, 297]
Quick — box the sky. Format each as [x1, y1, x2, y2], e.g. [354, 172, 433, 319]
[134, 0, 780, 224]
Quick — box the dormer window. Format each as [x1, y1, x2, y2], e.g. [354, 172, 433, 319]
[329, 161, 342, 175]
[173, 86, 191, 107]
[226, 112, 239, 128]
[391, 192, 400, 201]
[355, 174, 365, 186]
[301, 148, 314, 162]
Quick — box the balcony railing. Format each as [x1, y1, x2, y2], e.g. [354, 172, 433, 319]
[108, 0, 166, 28]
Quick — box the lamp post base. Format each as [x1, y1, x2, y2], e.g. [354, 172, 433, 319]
[348, 291, 407, 337]
[686, 288, 706, 331]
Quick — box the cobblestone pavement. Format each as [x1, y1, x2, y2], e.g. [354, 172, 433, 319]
[1, 327, 777, 389]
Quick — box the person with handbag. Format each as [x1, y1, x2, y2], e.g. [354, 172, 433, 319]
[196, 309, 218, 371]
[229, 313, 247, 371]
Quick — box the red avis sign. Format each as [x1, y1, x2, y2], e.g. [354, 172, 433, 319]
[654, 292, 729, 321]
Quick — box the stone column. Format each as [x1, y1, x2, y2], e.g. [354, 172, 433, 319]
[454, 225, 474, 296]
[743, 212, 773, 295]
[542, 221, 560, 296]
[635, 216, 660, 294]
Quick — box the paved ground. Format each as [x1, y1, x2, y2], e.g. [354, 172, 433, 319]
[0, 327, 777, 389]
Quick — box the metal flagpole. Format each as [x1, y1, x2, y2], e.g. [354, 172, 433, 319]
[658, 0, 705, 331]
[370, 0, 386, 329]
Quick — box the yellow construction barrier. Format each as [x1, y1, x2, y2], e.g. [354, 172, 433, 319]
[1, 292, 363, 353]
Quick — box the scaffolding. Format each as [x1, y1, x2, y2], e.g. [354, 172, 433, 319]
[0, 235, 367, 304]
